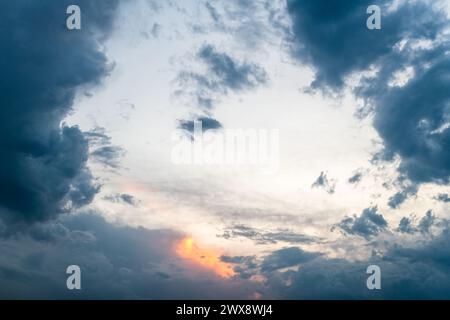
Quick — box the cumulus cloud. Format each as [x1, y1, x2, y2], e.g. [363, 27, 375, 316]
[0, 0, 121, 223]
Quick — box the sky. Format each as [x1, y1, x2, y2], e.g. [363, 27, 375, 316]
[0, 0, 450, 299]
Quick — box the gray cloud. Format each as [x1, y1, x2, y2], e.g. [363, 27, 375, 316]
[0, 1, 121, 223]
[175, 44, 267, 109]
[103, 193, 139, 206]
[85, 127, 125, 169]
[397, 210, 441, 235]
[348, 172, 363, 185]
[332, 207, 388, 239]
[0, 213, 260, 299]
[177, 116, 223, 138]
[261, 247, 321, 272]
[220, 224, 321, 245]
[397, 217, 416, 234]
[435, 194, 450, 203]
[311, 171, 336, 194]
[286, 0, 450, 185]
[388, 185, 418, 209]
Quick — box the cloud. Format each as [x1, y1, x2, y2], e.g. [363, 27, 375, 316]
[348, 172, 363, 184]
[177, 116, 223, 137]
[103, 193, 139, 206]
[261, 247, 321, 272]
[332, 207, 388, 239]
[85, 127, 125, 169]
[388, 185, 418, 209]
[373, 57, 450, 184]
[287, 0, 445, 91]
[220, 224, 320, 245]
[197, 0, 288, 48]
[175, 44, 268, 109]
[417, 210, 437, 234]
[286, 0, 450, 185]
[397, 217, 417, 234]
[311, 171, 336, 194]
[0, 213, 261, 299]
[397, 210, 441, 235]
[435, 194, 450, 203]
[0, 1, 121, 223]
[222, 223, 450, 299]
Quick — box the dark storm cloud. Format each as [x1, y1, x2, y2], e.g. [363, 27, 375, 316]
[0, 213, 260, 299]
[262, 248, 450, 299]
[0, 1, 121, 222]
[286, 0, 445, 91]
[286, 0, 450, 185]
[175, 44, 268, 109]
[332, 207, 388, 239]
[220, 224, 320, 245]
[311, 171, 336, 194]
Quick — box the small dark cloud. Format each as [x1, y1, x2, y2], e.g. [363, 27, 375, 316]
[103, 193, 139, 206]
[177, 116, 223, 136]
[397, 217, 417, 234]
[397, 210, 441, 235]
[435, 194, 450, 203]
[348, 172, 363, 184]
[85, 127, 125, 169]
[332, 207, 388, 239]
[311, 171, 336, 194]
[220, 255, 258, 279]
[388, 185, 418, 209]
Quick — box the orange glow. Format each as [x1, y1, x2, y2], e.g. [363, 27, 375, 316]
[175, 237, 235, 278]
